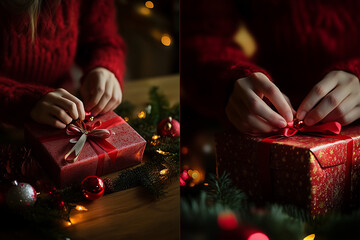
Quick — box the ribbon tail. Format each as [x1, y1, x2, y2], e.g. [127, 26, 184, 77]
[64, 134, 87, 163]
[94, 138, 118, 164]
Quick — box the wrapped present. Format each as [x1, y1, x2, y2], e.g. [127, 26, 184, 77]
[216, 121, 360, 215]
[25, 111, 146, 187]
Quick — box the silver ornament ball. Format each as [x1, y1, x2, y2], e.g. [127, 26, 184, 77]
[6, 181, 37, 209]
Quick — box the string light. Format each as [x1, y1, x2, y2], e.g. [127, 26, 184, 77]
[65, 221, 72, 227]
[156, 149, 170, 155]
[161, 34, 172, 46]
[145, 1, 154, 9]
[247, 232, 269, 240]
[191, 170, 199, 180]
[137, 111, 146, 119]
[152, 135, 160, 140]
[203, 182, 209, 186]
[160, 169, 169, 175]
[151, 135, 160, 146]
[75, 205, 88, 211]
[303, 234, 315, 240]
[124, 117, 129, 122]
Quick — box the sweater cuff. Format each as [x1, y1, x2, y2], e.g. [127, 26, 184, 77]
[327, 58, 360, 80]
[227, 62, 272, 82]
[5, 83, 53, 125]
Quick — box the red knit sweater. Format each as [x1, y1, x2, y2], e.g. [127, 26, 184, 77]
[181, 0, 360, 120]
[0, 0, 125, 125]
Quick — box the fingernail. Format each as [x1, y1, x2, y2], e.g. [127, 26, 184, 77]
[297, 110, 306, 120]
[286, 112, 293, 122]
[277, 119, 287, 128]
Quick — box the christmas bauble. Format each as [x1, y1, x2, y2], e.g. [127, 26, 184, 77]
[81, 176, 105, 200]
[6, 181, 37, 209]
[157, 117, 180, 137]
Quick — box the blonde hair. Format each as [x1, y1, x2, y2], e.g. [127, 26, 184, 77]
[2, 0, 45, 41]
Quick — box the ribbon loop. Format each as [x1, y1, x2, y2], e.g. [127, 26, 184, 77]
[64, 120, 115, 163]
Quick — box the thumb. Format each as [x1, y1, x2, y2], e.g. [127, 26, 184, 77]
[283, 93, 296, 116]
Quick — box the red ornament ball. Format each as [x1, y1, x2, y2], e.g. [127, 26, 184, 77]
[157, 117, 180, 137]
[81, 176, 105, 201]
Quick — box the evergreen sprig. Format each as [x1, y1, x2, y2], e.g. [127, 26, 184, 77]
[181, 172, 360, 240]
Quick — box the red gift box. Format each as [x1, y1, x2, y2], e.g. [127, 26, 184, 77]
[25, 111, 146, 187]
[216, 124, 360, 215]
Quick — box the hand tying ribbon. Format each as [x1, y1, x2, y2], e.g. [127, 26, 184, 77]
[64, 120, 113, 163]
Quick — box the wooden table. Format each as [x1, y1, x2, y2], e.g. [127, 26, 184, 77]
[62, 74, 180, 240]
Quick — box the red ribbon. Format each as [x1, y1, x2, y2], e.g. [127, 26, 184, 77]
[39, 116, 125, 176]
[258, 120, 353, 209]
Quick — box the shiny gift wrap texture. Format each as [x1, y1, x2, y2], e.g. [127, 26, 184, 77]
[25, 111, 146, 188]
[216, 125, 360, 215]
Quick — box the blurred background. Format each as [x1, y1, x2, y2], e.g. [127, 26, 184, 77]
[115, 0, 179, 80]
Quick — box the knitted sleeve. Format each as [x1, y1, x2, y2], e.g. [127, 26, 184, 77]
[0, 77, 53, 125]
[76, 0, 126, 90]
[181, 0, 270, 119]
[329, 58, 360, 80]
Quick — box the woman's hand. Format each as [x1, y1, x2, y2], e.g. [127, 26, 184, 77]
[297, 70, 360, 126]
[225, 72, 293, 134]
[80, 67, 122, 116]
[30, 88, 85, 129]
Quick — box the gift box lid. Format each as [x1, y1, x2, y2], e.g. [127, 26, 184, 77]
[259, 125, 360, 168]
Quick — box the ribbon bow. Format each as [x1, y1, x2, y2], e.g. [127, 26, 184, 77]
[64, 120, 112, 162]
[267, 119, 342, 139]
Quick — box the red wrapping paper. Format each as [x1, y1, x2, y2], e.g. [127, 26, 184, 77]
[25, 111, 146, 187]
[216, 125, 360, 215]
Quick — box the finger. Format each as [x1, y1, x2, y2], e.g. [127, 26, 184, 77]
[85, 75, 106, 112]
[45, 115, 67, 129]
[337, 107, 360, 126]
[304, 84, 351, 126]
[235, 89, 287, 128]
[48, 96, 79, 120]
[253, 73, 293, 122]
[91, 80, 113, 116]
[227, 97, 276, 133]
[47, 103, 73, 125]
[283, 94, 296, 115]
[297, 75, 338, 120]
[321, 94, 359, 123]
[111, 81, 122, 110]
[102, 85, 119, 113]
[59, 90, 86, 120]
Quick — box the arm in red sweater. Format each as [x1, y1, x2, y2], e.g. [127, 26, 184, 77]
[0, 77, 53, 125]
[76, 0, 126, 90]
[330, 58, 360, 80]
[181, 0, 270, 119]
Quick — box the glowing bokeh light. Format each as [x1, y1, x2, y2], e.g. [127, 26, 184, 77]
[303, 234, 315, 240]
[145, 1, 154, 9]
[161, 34, 172, 46]
[75, 205, 88, 211]
[217, 211, 238, 230]
[247, 232, 269, 240]
[137, 6, 151, 16]
[137, 111, 146, 119]
[160, 169, 169, 175]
